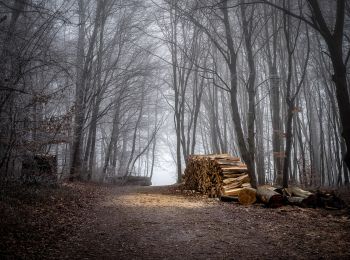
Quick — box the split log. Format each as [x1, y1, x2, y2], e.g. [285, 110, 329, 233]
[221, 166, 247, 173]
[223, 173, 246, 178]
[257, 186, 284, 208]
[203, 153, 233, 159]
[242, 183, 252, 188]
[217, 159, 241, 165]
[223, 175, 250, 190]
[223, 177, 241, 184]
[223, 174, 250, 184]
[223, 182, 245, 190]
[233, 174, 250, 182]
[223, 187, 244, 196]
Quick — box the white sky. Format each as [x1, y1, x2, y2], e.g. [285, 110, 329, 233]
[151, 119, 178, 186]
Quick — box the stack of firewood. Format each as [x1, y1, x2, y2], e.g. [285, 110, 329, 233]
[184, 154, 346, 209]
[184, 154, 256, 204]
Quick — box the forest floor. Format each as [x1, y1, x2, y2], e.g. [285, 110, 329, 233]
[1, 182, 350, 259]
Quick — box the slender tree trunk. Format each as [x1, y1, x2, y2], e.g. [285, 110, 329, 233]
[281, 7, 309, 188]
[190, 73, 204, 154]
[170, 2, 182, 183]
[69, 0, 86, 180]
[263, 6, 283, 185]
[124, 92, 145, 177]
[102, 102, 121, 179]
[241, 3, 257, 185]
[221, 0, 257, 188]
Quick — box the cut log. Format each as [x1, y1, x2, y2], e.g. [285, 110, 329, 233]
[221, 166, 247, 171]
[286, 195, 319, 208]
[223, 173, 246, 178]
[257, 186, 284, 208]
[223, 183, 243, 190]
[238, 188, 257, 205]
[231, 174, 250, 182]
[242, 183, 252, 188]
[223, 187, 244, 196]
[223, 177, 239, 184]
[223, 175, 250, 190]
[204, 153, 232, 159]
[222, 170, 247, 175]
[285, 186, 313, 198]
[286, 196, 307, 207]
[313, 191, 346, 209]
[217, 159, 241, 165]
[223, 174, 249, 184]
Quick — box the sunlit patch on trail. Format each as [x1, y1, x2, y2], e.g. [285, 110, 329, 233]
[103, 194, 213, 209]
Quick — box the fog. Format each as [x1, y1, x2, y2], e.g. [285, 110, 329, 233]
[0, 0, 349, 188]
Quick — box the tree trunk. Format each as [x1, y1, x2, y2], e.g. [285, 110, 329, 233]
[69, 0, 86, 180]
[221, 0, 257, 188]
[241, 3, 257, 185]
[329, 51, 350, 173]
[102, 102, 121, 178]
[170, 3, 182, 183]
[263, 5, 283, 185]
[306, 0, 350, 174]
[70, 0, 103, 180]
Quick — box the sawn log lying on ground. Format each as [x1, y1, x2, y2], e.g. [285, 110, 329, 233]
[258, 185, 346, 209]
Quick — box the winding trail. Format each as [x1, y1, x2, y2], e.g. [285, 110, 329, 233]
[60, 185, 350, 259]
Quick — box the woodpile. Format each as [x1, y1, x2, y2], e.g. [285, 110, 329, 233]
[21, 154, 57, 185]
[183, 154, 346, 209]
[184, 154, 255, 203]
[257, 185, 346, 209]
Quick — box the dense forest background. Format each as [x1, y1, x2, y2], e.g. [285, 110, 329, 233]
[0, 0, 349, 188]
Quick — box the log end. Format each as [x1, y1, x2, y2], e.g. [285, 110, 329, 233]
[238, 187, 257, 205]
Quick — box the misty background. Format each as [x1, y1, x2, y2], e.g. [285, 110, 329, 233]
[0, 0, 349, 188]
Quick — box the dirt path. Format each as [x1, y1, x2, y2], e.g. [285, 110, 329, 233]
[2, 184, 350, 259]
[59, 185, 350, 259]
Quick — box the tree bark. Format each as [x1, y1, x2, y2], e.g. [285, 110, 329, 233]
[307, 0, 350, 173]
[221, 0, 257, 188]
[169, 2, 182, 183]
[70, 0, 104, 180]
[240, 3, 257, 184]
[69, 0, 86, 180]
